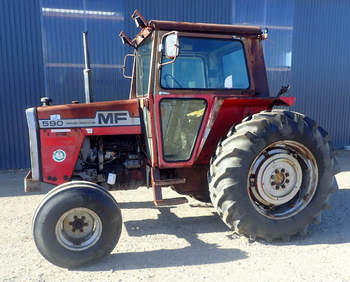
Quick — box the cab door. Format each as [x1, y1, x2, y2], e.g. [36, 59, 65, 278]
[152, 53, 213, 168]
[134, 32, 210, 169]
[153, 94, 211, 168]
[151, 32, 250, 168]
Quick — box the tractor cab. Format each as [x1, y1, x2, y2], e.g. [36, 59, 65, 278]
[120, 11, 291, 170]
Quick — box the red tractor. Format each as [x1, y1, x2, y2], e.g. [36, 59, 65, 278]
[25, 11, 338, 268]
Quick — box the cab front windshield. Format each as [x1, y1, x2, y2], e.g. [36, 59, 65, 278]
[136, 36, 152, 97]
[161, 36, 250, 90]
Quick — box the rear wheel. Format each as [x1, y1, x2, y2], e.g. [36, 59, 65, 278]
[209, 110, 338, 241]
[33, 181, 122, 268]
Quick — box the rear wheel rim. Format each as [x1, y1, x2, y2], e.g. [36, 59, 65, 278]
[248, 141, 318, 220]
[55, 207, 102, 251]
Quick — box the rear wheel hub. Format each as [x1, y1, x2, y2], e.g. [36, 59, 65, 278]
[248, 141, 318, 220]
[256, 153, 302, 206]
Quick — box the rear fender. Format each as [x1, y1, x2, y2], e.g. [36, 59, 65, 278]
[196, 96, 295, 164]
[221, 96, 295, 108]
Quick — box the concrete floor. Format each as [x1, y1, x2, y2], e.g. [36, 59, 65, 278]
[0, 150, 349, 281]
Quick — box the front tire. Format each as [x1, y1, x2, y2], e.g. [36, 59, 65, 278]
[209, 110, 338, 241]
[33, 181, 122, 268]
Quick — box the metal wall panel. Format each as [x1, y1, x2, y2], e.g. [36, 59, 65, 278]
[0, 0, 45, 169]
[1, 0, 349, 169]
[233, 0, 294, 97]
[291, 0, 350, 147]
[40, 0, 126, 102]
[124, 0, 233, 36]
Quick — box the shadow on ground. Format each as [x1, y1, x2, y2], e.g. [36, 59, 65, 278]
[247, 187, 350, 247]
[335, 150, 350, 172]
[117, 187, 350, 248]
[0, 170, 48, 197]
[80, 185, 350, 272]
[296, 187, 350, 245]
[87, 244, 247, 272]
[81, 207, 248, 271]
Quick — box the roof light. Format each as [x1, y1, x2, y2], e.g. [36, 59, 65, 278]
[260, 28, 268, 40]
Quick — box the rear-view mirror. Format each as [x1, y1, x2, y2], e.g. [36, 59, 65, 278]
[159, 31, 179, 68]
[165, 32, 179, 59]
[122, 53, 134, 79]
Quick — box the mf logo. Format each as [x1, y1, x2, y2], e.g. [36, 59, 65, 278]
[96, 111, 128, 125]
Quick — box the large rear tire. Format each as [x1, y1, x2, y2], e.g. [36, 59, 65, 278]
[208, 110, 338, 241]
[33, 181, 122, 268]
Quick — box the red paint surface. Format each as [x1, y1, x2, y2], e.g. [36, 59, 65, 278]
[196, 97, 295, 164]
[40, 129, 85, 185]
[83, 127, 141, 136]
[38, 95, 295, 184]
[37, 99, 140, 119]
[153, 94, 215, 169]
[38, 99, 142, 185]
[152, 95, 295, 168]
[40, 126, 142, 185]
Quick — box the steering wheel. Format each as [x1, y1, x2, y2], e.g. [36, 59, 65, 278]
[163, 73, 184, 88]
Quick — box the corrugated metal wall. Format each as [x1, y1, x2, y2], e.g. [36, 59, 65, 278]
[0, 0, 45, 169]
[291, 0, 350, 147]
[0, 0, 349, 169]
[232, 0, 294, 97]
[40, 0, 126, 102]
[124, 0, 232, 32]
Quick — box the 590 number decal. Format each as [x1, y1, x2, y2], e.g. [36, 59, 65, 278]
[41, 120, 64, 127]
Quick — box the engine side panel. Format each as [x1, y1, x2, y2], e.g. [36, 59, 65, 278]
[40, 128, 85, 185]
[37, 99, 142, 185]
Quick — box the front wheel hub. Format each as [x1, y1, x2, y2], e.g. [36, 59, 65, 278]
[55, 207, 102, 251]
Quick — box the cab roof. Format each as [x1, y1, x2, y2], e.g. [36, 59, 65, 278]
[149, 20, 263, 37]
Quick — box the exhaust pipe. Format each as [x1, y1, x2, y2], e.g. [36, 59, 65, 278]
[83, 32, 94, 103]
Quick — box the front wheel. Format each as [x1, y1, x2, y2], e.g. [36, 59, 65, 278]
[33, 181, 122, 268]
[209, 110, 338, 241]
